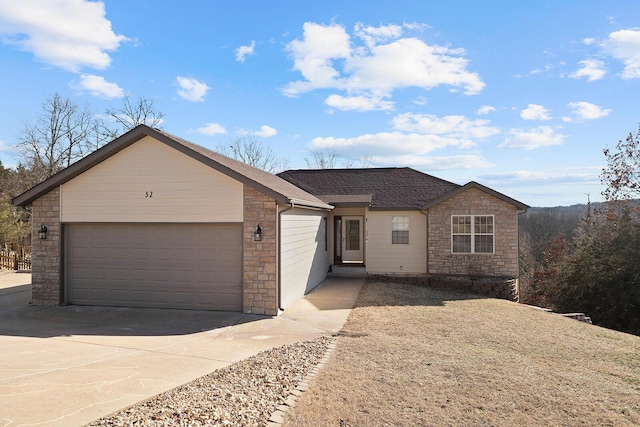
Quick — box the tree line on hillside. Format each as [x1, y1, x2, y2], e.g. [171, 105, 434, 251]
[519, 126, 640, 336]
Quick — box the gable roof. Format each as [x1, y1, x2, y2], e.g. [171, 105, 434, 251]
[422, 181, 529, 211]
[278, 167, 461, 210]
[278, 168, 529, 211]
[12, 125, 332, 210]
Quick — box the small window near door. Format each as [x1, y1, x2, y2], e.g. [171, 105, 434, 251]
[392, 216, 409, 244]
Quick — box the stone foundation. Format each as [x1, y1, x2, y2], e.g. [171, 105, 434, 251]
[367, 273, 518, 301]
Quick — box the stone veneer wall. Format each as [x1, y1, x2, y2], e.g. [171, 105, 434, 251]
[427, 187, 519, 278]
[242, 185, 278, 315]
[366, 273, 518, 301]
[30, 187, 62, 305]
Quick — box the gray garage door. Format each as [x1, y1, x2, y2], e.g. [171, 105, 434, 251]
[65, 223, 243, 311]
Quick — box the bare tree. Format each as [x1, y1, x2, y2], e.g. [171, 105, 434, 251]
[602, 124, 640, 201]
[304, 148, 367, 169]
[305, 149, 340, 169]
[104, 96, 165, 139]
[357, 155, 373, 168]
[17, 93, 103, 182]
[217, 136, 288, 173]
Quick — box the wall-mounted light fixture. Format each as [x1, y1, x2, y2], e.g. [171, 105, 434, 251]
[38, 224, 48, 240]
[253, 224, 263, 241]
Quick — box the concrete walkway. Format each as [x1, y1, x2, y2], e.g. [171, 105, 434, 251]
[0, 273, 363, 427]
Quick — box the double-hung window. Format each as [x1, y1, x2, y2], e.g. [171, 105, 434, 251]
[451, 215, 494, 254]
[392, 216, 410, 244]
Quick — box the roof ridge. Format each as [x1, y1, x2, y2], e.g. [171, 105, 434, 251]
[280, 167, 406, 173]
[12, 125, 332, 210]
[278, 166, 462, 209]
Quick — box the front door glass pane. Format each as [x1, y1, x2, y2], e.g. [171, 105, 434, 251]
[346, 220, 360, 251]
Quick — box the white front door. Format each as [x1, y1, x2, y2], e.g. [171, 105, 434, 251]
[342, 216, 364, 262]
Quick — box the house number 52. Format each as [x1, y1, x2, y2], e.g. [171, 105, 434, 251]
[145, 191, 153, 198]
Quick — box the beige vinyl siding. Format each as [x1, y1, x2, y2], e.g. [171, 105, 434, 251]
[366, 210, 427, 274]
[280, 208, 329, 308]
[60, 136, 243, 223]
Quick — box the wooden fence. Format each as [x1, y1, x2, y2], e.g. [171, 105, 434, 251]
[0, 252, 31, 271]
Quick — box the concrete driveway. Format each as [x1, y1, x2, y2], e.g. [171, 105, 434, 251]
[0, 271, 363, 427]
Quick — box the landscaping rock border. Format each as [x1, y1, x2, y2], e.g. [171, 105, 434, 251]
[88, 336, 333, 426]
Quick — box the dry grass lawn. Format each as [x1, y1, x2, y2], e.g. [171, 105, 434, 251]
[284, 281, 640, 427]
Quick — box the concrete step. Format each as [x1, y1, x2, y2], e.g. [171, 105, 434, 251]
[328, 265, 366, 277]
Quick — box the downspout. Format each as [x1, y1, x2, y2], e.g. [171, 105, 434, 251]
[419, 209, 429, 276]
[277, 202, 295, 312]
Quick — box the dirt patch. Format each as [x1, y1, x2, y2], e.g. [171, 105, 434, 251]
[284, 281, 640, 426]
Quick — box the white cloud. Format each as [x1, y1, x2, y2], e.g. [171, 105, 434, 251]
[325, 94, 394, 111]
[499, 126, 566, 150]
[354, 22, 403, 48]
[235, 40, 256, 62]
[515, 64, 553, 78]
[197, 122, 227, 135]
[175, 76, 210, 102]
[370, 154, 493, 170]
[70, 74, 124, 98]
[309, 132, 468, 158]
[0, 138, 14, 154]
[600, 29, 640, 79]
[0, 138, 17, 167]
[567, 101, 611, 120]
[345, 38, 485, 95]
[479, 166, 602, 185]
[0, 0, 128, 72]
[569, 59, 607, 82]
[254, 125, 277, 138]
[403, 22, 431, 32]
[308, 112, 498, 169]
[282, 21, 485, 110]
[284, 22, 351, 94]
[391, 113, 499, 140]
[238, 125, 278, 138]
[520, 104, 551, 121]
[413, 96, 427, 106]
[528, 64, 553, 75]
[477, 105, 495, 115]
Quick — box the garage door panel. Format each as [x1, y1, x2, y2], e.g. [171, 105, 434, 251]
[66, 223, 242, 311]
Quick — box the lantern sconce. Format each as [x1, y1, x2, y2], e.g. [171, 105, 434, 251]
[38, 224, 48, 240]
[253, 224, 263, 241]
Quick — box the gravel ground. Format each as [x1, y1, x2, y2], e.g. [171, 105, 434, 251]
[88, 336, 332, 426]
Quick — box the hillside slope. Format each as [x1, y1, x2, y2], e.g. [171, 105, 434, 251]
[285, 281, 640, 426]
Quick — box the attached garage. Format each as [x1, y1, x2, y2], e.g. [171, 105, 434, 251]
[65, 223, 242, 311]
[13, 125, 333, 315]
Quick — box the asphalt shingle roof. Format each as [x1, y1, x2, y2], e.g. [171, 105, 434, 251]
[12, 125, 331, 210]
[277, 168, 461, 209]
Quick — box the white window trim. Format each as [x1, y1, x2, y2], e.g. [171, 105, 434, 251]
[391, 215, 410, 245]
[451, 215, 495, 254]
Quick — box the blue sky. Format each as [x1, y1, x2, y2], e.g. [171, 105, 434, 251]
[1, 1, 639, 207]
